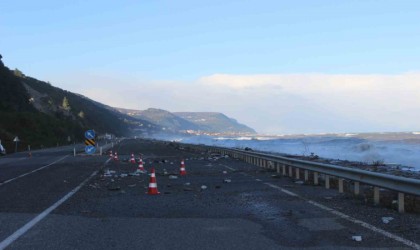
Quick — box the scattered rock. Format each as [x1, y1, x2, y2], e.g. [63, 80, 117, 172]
[382, 217, 394, 224]
[215, 185, 221, 189]
[222, 171, 227, 174]
[271, 175, 281, 178]
[352, 236, 362, 242]
[128, 184, 137, 188]
[184, 182, 191, 186]
[201, 185, 208, 190]
[223, 179, 232, 183]
[294, 181, 304, 185]
[120, 174, 128, 178]
[183, 187, 193, 191]
[108, 184, 121, 191]
[169, 175, 178, 180]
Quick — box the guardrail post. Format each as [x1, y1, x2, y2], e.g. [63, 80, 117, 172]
[338, 178, 344, 193]
[304, 170, 309, 182]
[398, 192, 405, 213]
[288, 166, 293, 177]
[282, 164, 287, 176]
[374, 187, 380, 205]
[325, 175, 330, 189]
[295, 168, 300, 179]
[354, 182, 360, 196]
[314, 172, 319, 185]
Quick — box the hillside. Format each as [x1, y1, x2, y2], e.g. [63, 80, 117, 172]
[115, 108, 199, 132]
[0, 54, 158, 152]
[117, 107, 256, 135]
[175, 112, 256, 134]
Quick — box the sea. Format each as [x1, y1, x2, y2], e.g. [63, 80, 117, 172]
[151, 132, 420, 171]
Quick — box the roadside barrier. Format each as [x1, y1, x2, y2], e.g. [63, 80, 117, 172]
[184, 144, 420, 213]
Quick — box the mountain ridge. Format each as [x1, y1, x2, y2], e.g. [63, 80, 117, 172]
[117, 107, 256, 135]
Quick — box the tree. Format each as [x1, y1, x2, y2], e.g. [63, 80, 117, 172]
[62, 97, 71, 111]
[13, 68, 24, 78]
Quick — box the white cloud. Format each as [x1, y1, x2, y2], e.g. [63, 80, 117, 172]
[54, 71, 420, 134]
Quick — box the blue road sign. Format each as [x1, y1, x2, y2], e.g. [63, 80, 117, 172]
[85, 145, 96, 154]
[85, 130, 95, 139]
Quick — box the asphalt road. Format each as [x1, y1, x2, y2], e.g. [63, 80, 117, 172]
[0, 139, 419, 250]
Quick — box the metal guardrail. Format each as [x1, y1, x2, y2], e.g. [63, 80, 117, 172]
[182, 143, 420, 213]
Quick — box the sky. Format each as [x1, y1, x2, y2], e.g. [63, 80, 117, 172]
[1, 0, 420, 134]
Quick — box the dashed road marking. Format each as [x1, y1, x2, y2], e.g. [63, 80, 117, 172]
[0, 155, 70, 186]
[221, 165, 236, 171]
[263, 182, 420, 249]
[264, 183, 298, 197]
[0, 158, 112, 250]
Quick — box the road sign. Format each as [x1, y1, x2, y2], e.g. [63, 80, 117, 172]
[85, 145, 96, 154]
[13, 136, 20, 142]
[84, 130, 95, 140]
[85, 139, 96, 146]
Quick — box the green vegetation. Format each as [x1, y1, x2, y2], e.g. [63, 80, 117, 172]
[0, 54, 158, 153]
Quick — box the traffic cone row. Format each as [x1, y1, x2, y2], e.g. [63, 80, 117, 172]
[180, 159, 187, 176]
[137, 158, 146, 173]
[147, 168, 160, 195]
[130, 153, 136, 164]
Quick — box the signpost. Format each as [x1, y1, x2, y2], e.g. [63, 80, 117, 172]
[13, 136, 20, 153]
[84, 130, 96, 155]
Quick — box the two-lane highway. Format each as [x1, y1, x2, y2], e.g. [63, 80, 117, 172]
[0, 139, 419, 249]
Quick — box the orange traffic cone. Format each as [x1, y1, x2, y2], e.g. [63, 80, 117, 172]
[114, 152, 119, 161]
[147, 168, 160, 195]
[137, 158, 146, 173]
[130, 153, 136, 164]
[180, 159, 187, 176]
[109, 150, 113, 158]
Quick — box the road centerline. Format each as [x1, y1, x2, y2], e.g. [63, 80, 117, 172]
[0, 155, 70, 186]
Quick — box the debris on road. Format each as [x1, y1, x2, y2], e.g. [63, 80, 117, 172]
[223, 179, 232, 183]
[169, 175, 178, 180]
[352, 236, 362, 242]
[294, 181, 304, 185]
[201, 185, 208, 190]
[382, 217, 394, 224]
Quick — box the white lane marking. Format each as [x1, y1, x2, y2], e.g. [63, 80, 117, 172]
[0, 158, 111, 250]
[264, 183, 298, 197]
[264, 183, 420, 249]
[0, 155, 70, 186]
[255, 179, 262, 182]
[221, 165, 236, 171]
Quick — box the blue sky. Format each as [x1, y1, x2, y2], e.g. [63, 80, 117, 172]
[1, 1, 420, 134]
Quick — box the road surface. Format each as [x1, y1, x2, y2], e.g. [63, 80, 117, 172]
[0, 139, 419, 249]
